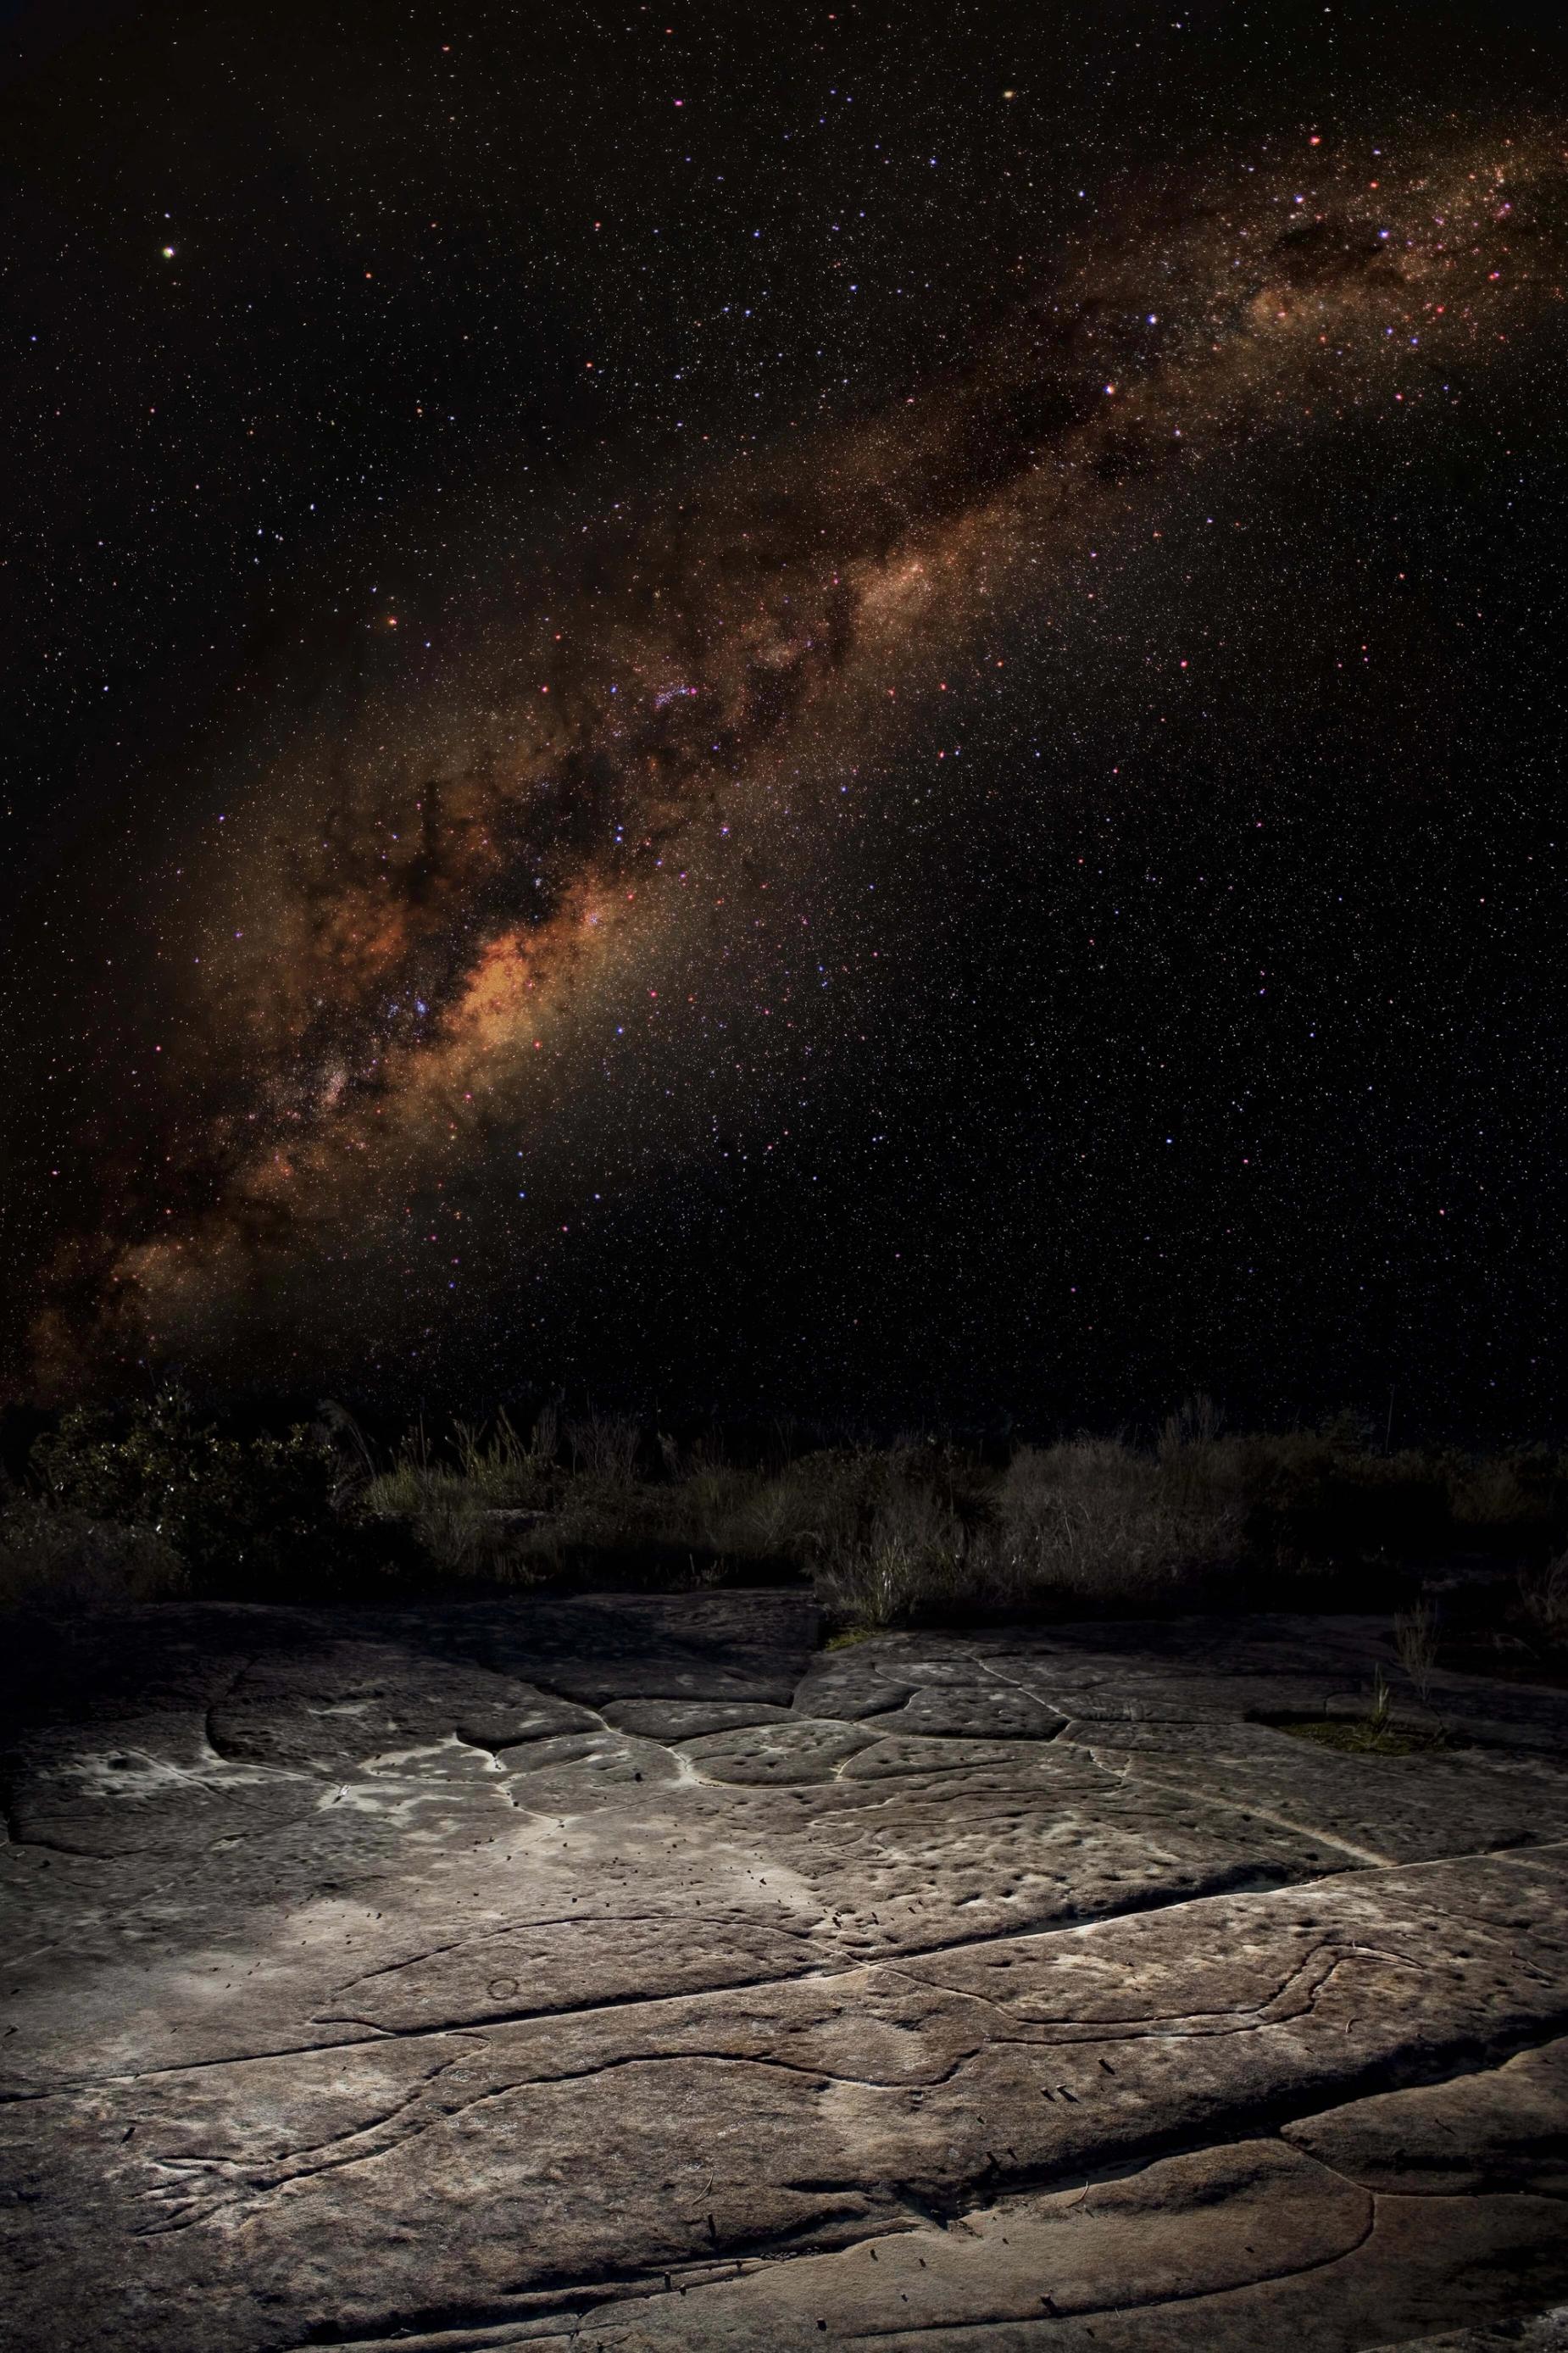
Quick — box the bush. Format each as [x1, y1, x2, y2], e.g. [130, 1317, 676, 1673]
[27, 1384, 339, 1590]
[0, 1499, 186, 1606]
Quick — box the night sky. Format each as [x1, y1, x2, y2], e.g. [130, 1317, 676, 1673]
[3, 2, 1565, 1434]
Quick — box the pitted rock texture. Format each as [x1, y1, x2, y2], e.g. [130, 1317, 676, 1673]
[2, 1593, 1566, 2351]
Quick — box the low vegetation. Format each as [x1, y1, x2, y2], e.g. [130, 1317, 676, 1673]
[2, 1386, 351, 1605]
[3, 1389, 1567, 1677]
[1271, 1668, 1465, 1759]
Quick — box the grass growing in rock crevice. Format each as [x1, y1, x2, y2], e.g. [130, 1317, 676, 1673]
[1275, 1716, 1464, 1757]
[1265, 1670, 1469, 1759]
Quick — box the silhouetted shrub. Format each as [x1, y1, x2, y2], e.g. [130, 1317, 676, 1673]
[25, 1384, 339, 1589]
[0, 1499, 186, 1605]
[6, 1384, 1566, 1624]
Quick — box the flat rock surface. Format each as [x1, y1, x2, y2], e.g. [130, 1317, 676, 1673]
[3, 1594, 1566, 2351]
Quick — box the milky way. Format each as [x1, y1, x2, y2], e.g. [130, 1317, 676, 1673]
[28, 129, 1568, 1394]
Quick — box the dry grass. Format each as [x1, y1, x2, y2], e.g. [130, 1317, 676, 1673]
[812, 1475, 968, 1629]
[978, 1433, 1242, 1607]
[1394, 1597, 1442, 1705]
[564, 1411, 640, 1486]
[359, 1407, 557, 1578]
[1520, 1551, 1568, 1644]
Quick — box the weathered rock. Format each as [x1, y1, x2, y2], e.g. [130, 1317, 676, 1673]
[1370, 2317, 1568, 2353]
[2, 1596, 1566, 2350]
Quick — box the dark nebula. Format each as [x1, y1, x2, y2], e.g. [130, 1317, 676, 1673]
[3, 4, 1566, 1431]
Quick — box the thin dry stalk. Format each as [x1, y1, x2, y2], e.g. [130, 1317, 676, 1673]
[1394, 1597, 1441, 1705]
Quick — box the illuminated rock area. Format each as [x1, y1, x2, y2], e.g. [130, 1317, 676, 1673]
[3, 1594, 1565, 2350]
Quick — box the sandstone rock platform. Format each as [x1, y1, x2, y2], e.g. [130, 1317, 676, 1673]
[3, 1593, 1565, 2350]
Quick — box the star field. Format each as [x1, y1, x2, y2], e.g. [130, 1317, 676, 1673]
[3, 3, 1565, 1432]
